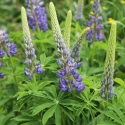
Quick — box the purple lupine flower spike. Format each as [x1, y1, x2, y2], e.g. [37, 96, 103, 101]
[86, 0, 104, 43]
[74, 0, 84, 21]
[6, 43, 18, 57]
[0, 63, 2, 68]
[0, 73, 4, 79]
[21, 7, 44, 80]
[49, 2, 86, 92]
[0, 50, 5, 58]
[0, 30, 18, 57]
[34, 61, 44, 74]
[0, 30, 17, 79]
[0, 62, 4, 79]
[26, 0, 48, 32]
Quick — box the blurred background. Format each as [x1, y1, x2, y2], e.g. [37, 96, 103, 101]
[0, 0, 125, 35]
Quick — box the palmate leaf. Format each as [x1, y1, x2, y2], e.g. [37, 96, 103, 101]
[30, 85, 77, 124]
[97, 120, 118, 125]
[55, 105, 61, 125]
[108, 104, 125, 123]
[42, 105, 56, 125]
[102, 110, 123, 124]
[64, 10, 72, 50]
[114, 78, 125, 89]
[32, 102, 55, 116]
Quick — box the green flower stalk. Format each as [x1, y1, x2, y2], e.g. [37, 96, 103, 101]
[64, 10, 72, 51]
[100, 22, 116, 100]
[49, 2, 90, 92]
[49, 2, 68, 59]
[74, 0, 84, 20]
[71, 28, 90, 66]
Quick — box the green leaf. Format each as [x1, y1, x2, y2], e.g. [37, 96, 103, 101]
[61, 107, 74, 121]
[42, 105, 56, 125]
[114, 78, 125, 89]
[108, 105, 125, 123]
[46, 85, 57, 98]
[102, 111, 123, 124]
[38, 80, 54, 90]
[97, 120, 118, 125]
[32, 103, 55, 116]
[55, 105, 61, 125]
[12, 115, 33, 122]
[0, 112, 14, 125]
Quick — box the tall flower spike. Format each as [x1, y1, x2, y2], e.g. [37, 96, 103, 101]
[74, 0, 84, 20]
[21, 6, 44, 80]
[49, 2, 87, 93]
[0, 30, 18, 79]
[49, 2, 69, 58]
[64, 10, 72, 50]
[100, 22, 116, 100]
[0, 30, 17, 57]
[26, 0, 48, 32]
[71, 27, 90, 67]
[86, 0, 103, 43]
[21, 6, 36, 65]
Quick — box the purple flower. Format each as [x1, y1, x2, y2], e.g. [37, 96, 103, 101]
[49, 2, 85, 93]
[86, 30, 94, 40]
[0, 63, 2, 68]
[96, 33, 103, 41]
[96, 24, 104, 31]
[25, 40, 36, 65]
[57, 69, 67, 78]
[74, 0, 83, 21]
[34, 61, 44, 74]
[0, 50, 5, 58]
[24, 67, 30, 76]
[75, 82, 85, 92]
[86, 0, 104, 43]
[0, 30, 10, 44]
[57, 57, 85, 92]
[22, 7, 44, 81]
[0, 30, 18, 57]
[26, 0, 48, 32]
[0, 63, 4, 79]
[24, 67, 33, 80]
[55, 38, 85, 92]
[6, 43, 18, 57]
[101, 78, 114, 100]
[0, 73, 4, 79]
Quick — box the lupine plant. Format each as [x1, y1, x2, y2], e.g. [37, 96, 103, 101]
[26, 0, 48, 32]
[22, 6, 44, 80]
[1, 0, 125, 125]
[74, 0, 84, 21]
[101, 22, 116, 100]
[0, 30, 17, 79]
[49, 2, 90, 92]
[86, 0, 104, 43]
